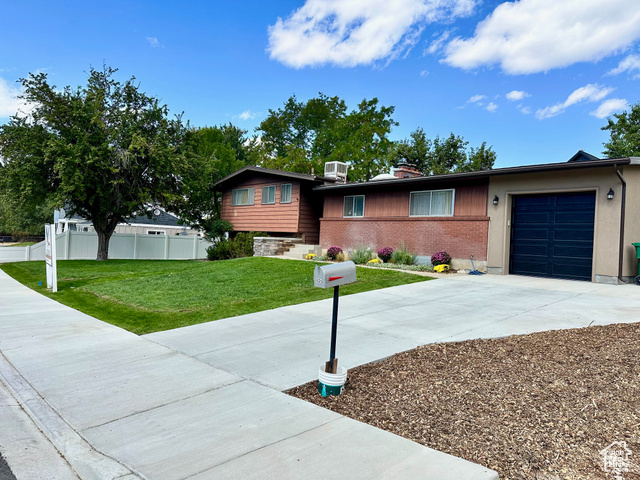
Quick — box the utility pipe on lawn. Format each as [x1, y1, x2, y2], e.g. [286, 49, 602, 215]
[614, 164, 627, 283]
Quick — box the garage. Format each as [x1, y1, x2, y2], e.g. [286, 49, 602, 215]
[509, 192, 596, 281]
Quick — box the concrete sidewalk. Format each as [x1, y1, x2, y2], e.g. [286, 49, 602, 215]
[0, 269, 497, 480]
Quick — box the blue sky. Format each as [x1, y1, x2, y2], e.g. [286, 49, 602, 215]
[1, 0, 639, 168]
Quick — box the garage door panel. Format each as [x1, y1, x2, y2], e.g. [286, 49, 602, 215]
[511, 241, 548, 256]
[512, 228, 549, 240]
[554, 229, 593, 241]
[553, 245, 593, 259]
[513, 212, 551, 224]
[510, 192, 595, 281]
[554, 212, 594, 224]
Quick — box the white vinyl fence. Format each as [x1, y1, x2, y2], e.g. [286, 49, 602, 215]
[1, 231, 211, 263]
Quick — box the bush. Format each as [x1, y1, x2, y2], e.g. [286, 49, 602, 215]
[326, 246, 343, 260]
[391, 242, 415, 265]
[336, 251, 345, 262]
[431, 250, 451, 266]
[349, 245, 373, 264]
[377, 247, 394, 263]
[206, 231, 265, 261]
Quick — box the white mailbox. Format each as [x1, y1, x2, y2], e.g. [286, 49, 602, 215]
[314, 261, 357, 289]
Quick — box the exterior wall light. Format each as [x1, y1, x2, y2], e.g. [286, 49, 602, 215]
[493, 195, 499, 205]
[607, 188, 615, 200]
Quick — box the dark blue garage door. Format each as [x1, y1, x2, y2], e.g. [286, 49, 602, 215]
[509, 192, 595, 281]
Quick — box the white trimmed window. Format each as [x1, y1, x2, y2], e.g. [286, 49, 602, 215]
[343, 195, 365, 217]
[410, 189, 454, 216]
[147, 230, 166, 235]
[262, 185, 276, 204]
[280, 184, 292, 204]
[231, 188, 255, 206]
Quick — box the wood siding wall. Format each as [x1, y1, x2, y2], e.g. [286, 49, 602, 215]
[220, 175, 322, 241]
[322, 182, 488, 218]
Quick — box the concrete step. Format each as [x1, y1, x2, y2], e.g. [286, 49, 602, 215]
[282, 244, 322, 259]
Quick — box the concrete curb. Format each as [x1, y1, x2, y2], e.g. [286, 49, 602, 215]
[0, 352, 142, 480]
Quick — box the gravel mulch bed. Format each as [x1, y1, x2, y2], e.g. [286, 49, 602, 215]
[289, 323, 640, 480]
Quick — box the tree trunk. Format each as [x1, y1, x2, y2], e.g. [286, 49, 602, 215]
[96, 228, 113, 261]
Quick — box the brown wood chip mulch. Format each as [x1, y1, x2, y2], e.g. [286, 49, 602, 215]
[288, 323, 640, 480]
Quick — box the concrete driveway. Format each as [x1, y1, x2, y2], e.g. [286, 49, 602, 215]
[147, 273, 640, 391]
[2, 268, 639, 480]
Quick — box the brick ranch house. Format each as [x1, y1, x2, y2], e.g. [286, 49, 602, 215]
[215, 153, 640, 284]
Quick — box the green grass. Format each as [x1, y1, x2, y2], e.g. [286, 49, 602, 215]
[0, 257, 433, 335]
[0, 242, 36, 247]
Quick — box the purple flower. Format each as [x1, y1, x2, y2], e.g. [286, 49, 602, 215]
[377, 247, 394, 263]
[431, 250, 451, 266]
[327, 246, 343, 260]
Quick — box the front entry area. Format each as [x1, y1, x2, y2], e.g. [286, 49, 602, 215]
[509, 192, 596, 281]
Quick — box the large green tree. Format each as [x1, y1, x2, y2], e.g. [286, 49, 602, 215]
[256, 94, 396, 181]
[602, 102, 640, 158]
[0, 66, 187, 260]
[390, 129, 496, 175]
[170, 124, 258, 234]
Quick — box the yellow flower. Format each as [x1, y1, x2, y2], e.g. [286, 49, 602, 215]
[368, 258, 382, 264]
[305, 253, 317, 260]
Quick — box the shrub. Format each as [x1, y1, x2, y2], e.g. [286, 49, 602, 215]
[349, 245, 373, 264]
[431, 250, 451, 266]
[326, 246, 343, 260]
[206, 231, 265, 261]
[336, 251, 345, 262]
[391, 242, 415, 265]
[377, 247, 394, 263]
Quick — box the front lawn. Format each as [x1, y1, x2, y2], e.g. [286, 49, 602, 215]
[1, 257, 431, 335]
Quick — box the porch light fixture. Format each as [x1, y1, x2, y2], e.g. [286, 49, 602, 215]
[493, 195, 499, 205]
[607, 188, 615, 200]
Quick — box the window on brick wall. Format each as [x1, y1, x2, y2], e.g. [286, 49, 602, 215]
[343, 195, 365, 217]
[409, 189, 454, 216]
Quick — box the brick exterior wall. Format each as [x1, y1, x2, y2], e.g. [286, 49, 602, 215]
[319, 217, 489, 261]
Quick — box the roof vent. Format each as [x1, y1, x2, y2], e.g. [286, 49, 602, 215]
[324, 161, 348, 183]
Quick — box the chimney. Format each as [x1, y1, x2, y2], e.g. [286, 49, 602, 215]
[394, 162, 423, 179]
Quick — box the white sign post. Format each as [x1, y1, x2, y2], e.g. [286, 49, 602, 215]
[45, 224, 57, 293]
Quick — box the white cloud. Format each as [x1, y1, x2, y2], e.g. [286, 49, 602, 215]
[536, 83, 613, 119]
[235, 110, 260, 121]
[267, 0, 478, 68]
[520, 106, 532, 115]
[443, 0, 640, 74]
[607, 54, 640, 78]
[425, 30, 451, 55]
[590, 98, 629, 118]
[467, 94, 486, 104]
[0, 77, 29, 118]
[506, 90, 530, 101]
[419, 69, 429, 77]
[146, 37, 161, 48]
[485, 102, 498, 112]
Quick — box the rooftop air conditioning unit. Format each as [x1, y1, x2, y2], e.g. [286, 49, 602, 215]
[324, 161, 348, 183]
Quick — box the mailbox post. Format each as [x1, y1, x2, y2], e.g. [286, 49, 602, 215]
[314, 261, 356, 375]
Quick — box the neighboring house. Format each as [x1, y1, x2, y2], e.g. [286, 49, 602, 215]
[214, 166, 337, 244]
[216, 154, 640, 284]
[57, 207, 199, 236]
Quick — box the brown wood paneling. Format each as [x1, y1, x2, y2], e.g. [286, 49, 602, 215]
[221, 180, 301, 233]
[454, 183, 488, 216]
[364, 191, 410, 216]
[322, 182, 488, 219]
[298, 184, 322, 244]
